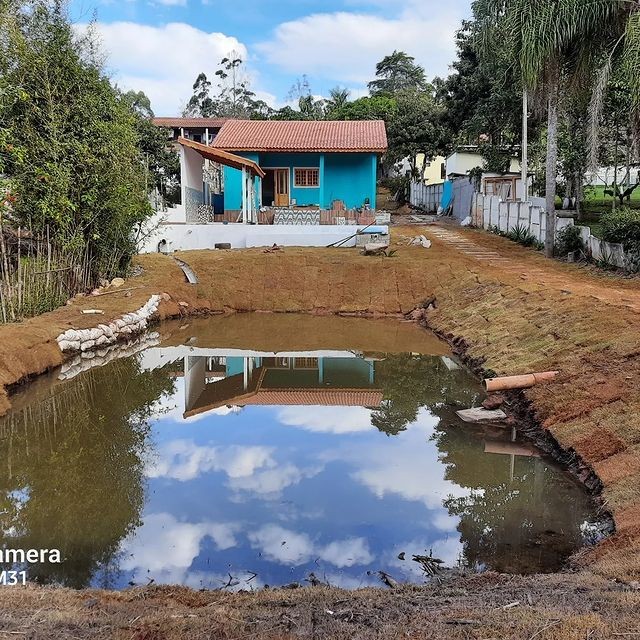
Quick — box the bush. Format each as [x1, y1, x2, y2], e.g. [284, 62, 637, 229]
[507, 224, 537, 247]
[555, 225, 584, 257]
[600, 208, 640, 251]
[381, 175, 411, 204]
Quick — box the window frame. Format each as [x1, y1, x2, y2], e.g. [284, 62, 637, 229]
[293, 167, 320, 188]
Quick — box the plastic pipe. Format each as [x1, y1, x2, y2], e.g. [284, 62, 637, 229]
[483, 371, 559, 392]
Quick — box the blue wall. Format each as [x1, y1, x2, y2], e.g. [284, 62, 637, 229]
[261, 152, 321, 207]
[222, 152, 377, 210]
[324, 153, 377, 209]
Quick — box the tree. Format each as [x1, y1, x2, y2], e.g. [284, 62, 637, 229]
[184, 54, 269, 119]
[327, 95, 397, 122]
[368, 50, 428, 96]
[386, 90, 447, 175]
[0, 356, 174, 587]
[184, 72, 216, 117]
[435, 20, 527, 169]
[286, 75, 326, 120]
[122, 90, 181, 206]
[474, 0, 639, 257]
[1, 0, 152, 278]
[325, 87, 350, 116]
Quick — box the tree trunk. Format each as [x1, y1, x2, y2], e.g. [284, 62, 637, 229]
[544, 63, 560, 258]
[576, 172, 584, 221]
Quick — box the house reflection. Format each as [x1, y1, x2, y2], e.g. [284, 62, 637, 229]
[140, 348, 383, 418]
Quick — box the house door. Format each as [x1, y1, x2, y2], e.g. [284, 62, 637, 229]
[274, 169, 289, 207]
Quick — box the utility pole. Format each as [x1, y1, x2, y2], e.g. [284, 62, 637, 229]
[521, 89, 528, 202]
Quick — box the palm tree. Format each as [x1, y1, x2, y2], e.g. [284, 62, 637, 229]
[474, 0, 639, 257]
[325, 87, 350, 115]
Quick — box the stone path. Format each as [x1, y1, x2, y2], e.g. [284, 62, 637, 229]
[424, 224, 640, 314]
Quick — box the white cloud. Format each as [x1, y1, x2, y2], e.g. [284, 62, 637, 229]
[277, 405, 375, 434]
[77, 21, 248, 115]
[319, 537, 373, 568]
[331, 408, 471, 510]
[248, 524, 375, 569]
[147, 439, 274, 481]
[228, 462, 321, 497]
[257, 2, 463, 86]
[248, 524, 315, 566]
[120, 512, 240, 584]
[155, 0, 187, 5]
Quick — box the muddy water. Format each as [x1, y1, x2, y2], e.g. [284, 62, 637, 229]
[0, 315, 604, 589]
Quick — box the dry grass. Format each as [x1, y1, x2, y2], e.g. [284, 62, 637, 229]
[0, 572, 639, 639]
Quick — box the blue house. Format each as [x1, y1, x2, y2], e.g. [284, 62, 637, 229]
[210, 119, 387, 216]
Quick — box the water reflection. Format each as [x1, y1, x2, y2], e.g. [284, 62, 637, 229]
[0, 358, 174, 587]
[0, 318, 604, 588]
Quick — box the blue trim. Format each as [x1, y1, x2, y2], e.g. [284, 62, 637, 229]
[319, 154, 325, 209]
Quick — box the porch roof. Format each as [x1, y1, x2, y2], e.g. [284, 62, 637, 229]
[178, 137, 265, 178]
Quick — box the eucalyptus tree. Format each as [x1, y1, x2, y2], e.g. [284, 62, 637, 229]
[474, 0, 638, 257]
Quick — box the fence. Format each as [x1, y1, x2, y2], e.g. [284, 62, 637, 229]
[409, 182, 443, 213]
[0, 224, 94, 323]
[471, 193, 628, 268]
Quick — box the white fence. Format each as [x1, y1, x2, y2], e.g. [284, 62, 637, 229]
[472, 194, 628, 268]
[409, 182, 443, 213]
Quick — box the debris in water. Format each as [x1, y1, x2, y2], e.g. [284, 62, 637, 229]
[412, 553, 444, 577]
[482, 393, 506, 410]
[456, 407, 507, 423]
[305, 572, 322, 587]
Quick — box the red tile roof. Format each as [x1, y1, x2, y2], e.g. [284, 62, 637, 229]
[241, 389, 384, 407]
[212, 120, 387, 153]
[153, 117, 228, 129]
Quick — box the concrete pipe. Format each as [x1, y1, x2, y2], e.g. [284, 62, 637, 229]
[483, 371, 559, 392]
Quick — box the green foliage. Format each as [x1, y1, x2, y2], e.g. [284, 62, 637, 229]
[435, 20, 525, 161]
[1, 1, 152, 279]
[507, 223, 537, 247]
[600, 208, 640, 250]
[380, 175, 410, 203]
[555, 225, 585, 256]
[0, 355, 175, 587]
[386, 90, 447, 171]
[368, 51, 429, 96]
[327, 95, 397, 122]
[121, 91, 181, 206]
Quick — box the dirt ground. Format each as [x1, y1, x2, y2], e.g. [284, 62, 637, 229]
[0, 572, 639, 639]
[0, 223, 639, 636]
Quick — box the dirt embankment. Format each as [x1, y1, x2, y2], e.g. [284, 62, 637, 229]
[0, 225, 639, 636]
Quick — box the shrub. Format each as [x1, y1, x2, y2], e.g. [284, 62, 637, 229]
[381, 175, 411, 204]
[600, 208, 640, 251]
[555, 225, 584, 257]
[507, 224, 537, 247]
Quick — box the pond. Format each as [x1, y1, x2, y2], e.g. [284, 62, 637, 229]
[0, 314, 606, 589]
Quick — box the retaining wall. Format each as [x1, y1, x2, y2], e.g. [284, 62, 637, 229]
[137, 223, 389, 253]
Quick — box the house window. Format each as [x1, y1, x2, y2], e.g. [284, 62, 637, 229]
[294, 168, 319, 188]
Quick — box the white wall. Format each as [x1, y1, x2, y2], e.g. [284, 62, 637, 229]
[138, 223, 389, 253]
[182, 146, 204, 192]
[447, 152, 521, 177]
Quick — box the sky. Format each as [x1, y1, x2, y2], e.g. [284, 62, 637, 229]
[69, 0, 472, 116]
